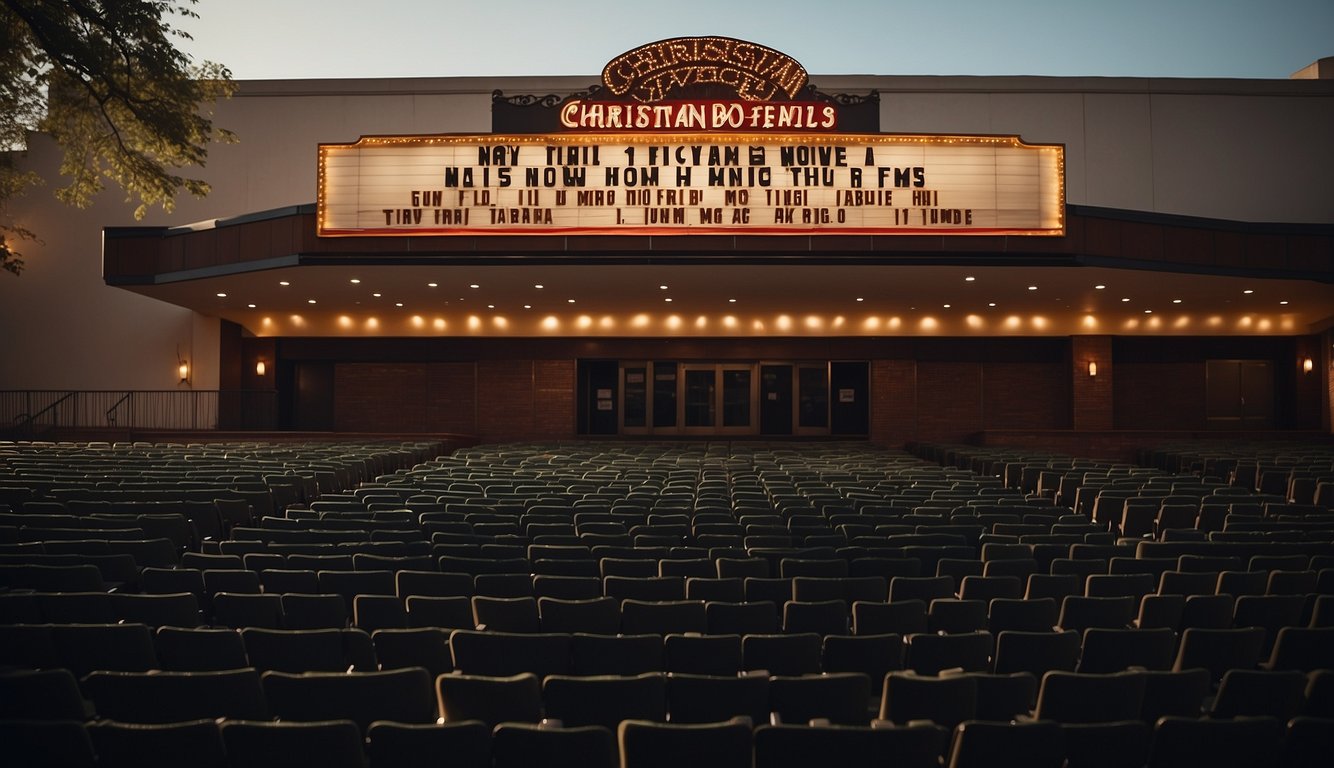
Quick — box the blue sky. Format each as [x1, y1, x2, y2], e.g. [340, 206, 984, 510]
[180, 0, 1333, 80]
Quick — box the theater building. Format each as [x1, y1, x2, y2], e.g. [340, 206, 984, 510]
[2, 39, 1332, 453]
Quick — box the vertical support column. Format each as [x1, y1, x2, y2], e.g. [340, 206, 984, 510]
[1072, 335, 1113, 431]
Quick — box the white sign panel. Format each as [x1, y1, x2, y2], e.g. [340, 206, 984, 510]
[318, 133, 1064, 237]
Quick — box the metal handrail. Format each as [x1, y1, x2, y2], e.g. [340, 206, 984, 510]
[0, 390, 279, 435]
[105, 392, 132, 426]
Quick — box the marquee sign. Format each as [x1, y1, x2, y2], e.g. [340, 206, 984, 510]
[315, 37, 1066, 238]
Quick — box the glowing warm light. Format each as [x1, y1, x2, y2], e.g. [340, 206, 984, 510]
[1174, 317, 1191, 329]
[1094, 284, 1106, 290]
[1172, 299, 1182, 304]
[534, 284, 544, 289]
[887, 317, 902, 330]
[290, 315, 306, 327]
[411, 315, 425, 328]
[695, 316, 709, 329]
[665, 315, 682, 330]
[1087, 361, 1097, 377]
[664, 297, 673, 303]
[775, 315, 792, 331]
[395, 302, 404, 308]
[255, 361, 266, 376]
[1257, 319, 1271, 331]
[1123, 319, 1140, 330]
[468, 316, 481, 330]
[1082, 315, 1098, 329]
[728, 298, 737, 303]
[855, 297, 864, 302]
[1005, 316, 1021, 329]
[632, 314, 651, 328]
[1239, 316, 1254, 327]
[1243, 289, 1254, 294]
[262, 317, 272, 326]
[177, 361, 190, 382]
[215, 292, 227, 298]
[1207, 316, 1223, 326]
[427, 282, 437, 288]
[247, 303, 256, 309]
[723, 316, 738, 329]
[577, 315, 593, 329]
[832, 316, 845, 328]
[863, 317, 881, 330]
[965, 276, 975, 282]
[804, 316, 822, 330]
[1032, 316, 1048, 330]
[349, 279, 360, 284]
[599, 316, 615, 329]
[1281, 319, 1294, 330]
[307, 299, 317, 304]
[365, 317, 379, 330]
[338, 315, 353, 328]
[542, 316, 560, 330]
[920, 317, 939, 330]
[493, 317, 508, 329]
[1147, 316, 1161, 329]
[372, 293, 381, 298]
[279, 281, 290, 286]
[469, 284, 480, 289]
[567, 299, 576, 304]
[752, 320, 766, 331]
[1304, 357, 1315, 373]
[1027, 286, 1037, 291]
[433, 318, 446, 330]
[965, 314, 983, 329]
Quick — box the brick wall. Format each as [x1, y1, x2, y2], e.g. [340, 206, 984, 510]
[1115, 361, 1207, 430]
[916, 362, 983, 443]
[1072, 336, 1114, 430]
[984, 362, 1071, 431]
[334, 363, 429, 432]
[331, 359, 574, 439]
[870, 360, 916, 446]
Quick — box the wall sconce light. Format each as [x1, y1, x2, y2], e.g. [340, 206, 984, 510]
[255, 360, 267, 376]
[1302, 357, 1314, 374]
[1087, 361, 1098, 377]
[178, 359, 190, 383]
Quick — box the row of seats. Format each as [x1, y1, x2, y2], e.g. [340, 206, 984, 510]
[12, 713, 1330, 768]
[7, 661, 1334, 730]
[5, 619, 1333, 693]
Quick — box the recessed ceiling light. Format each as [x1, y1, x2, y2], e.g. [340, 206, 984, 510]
[395, 302, 404, 307]
[523, 304, 532, 309]
[487, 304, 495, 309]
[469, 284, 479, 289]
[855, 297, 864, 302]
[215, 293, 227, 298]
[534, 284, 544, 289]
[988, 302, 996, 307]
[567, 299, 576, 303]
[247, 303, 256, 308]
[372, 293, 381, 298]
[664, 298, 672, 302]
[659, 285, 669, 290]
[964, 276, 975, 282]
[1095, 284, 1106, 290]
[728, 298, 737, 303]
[1172, 299, 1182, 304]
[307, 299, 316, 304]
[278, 281, 290, 286]
[349, 279, 360, 284]
[1243, 289, 1254, 294]
[1144, 309, 1152, 314]
[942, 304, 951, 308]
[1279, 300, 1289, 305]
[1027, 286, 1037, 291]
[1121, 298, 1131, 302]
[427, 282, 437, 288]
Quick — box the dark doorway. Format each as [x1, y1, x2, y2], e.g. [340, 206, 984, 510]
[578, 360, 619, 435]
[830, 361, 870, 435]
[760, 364, 794, 435]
